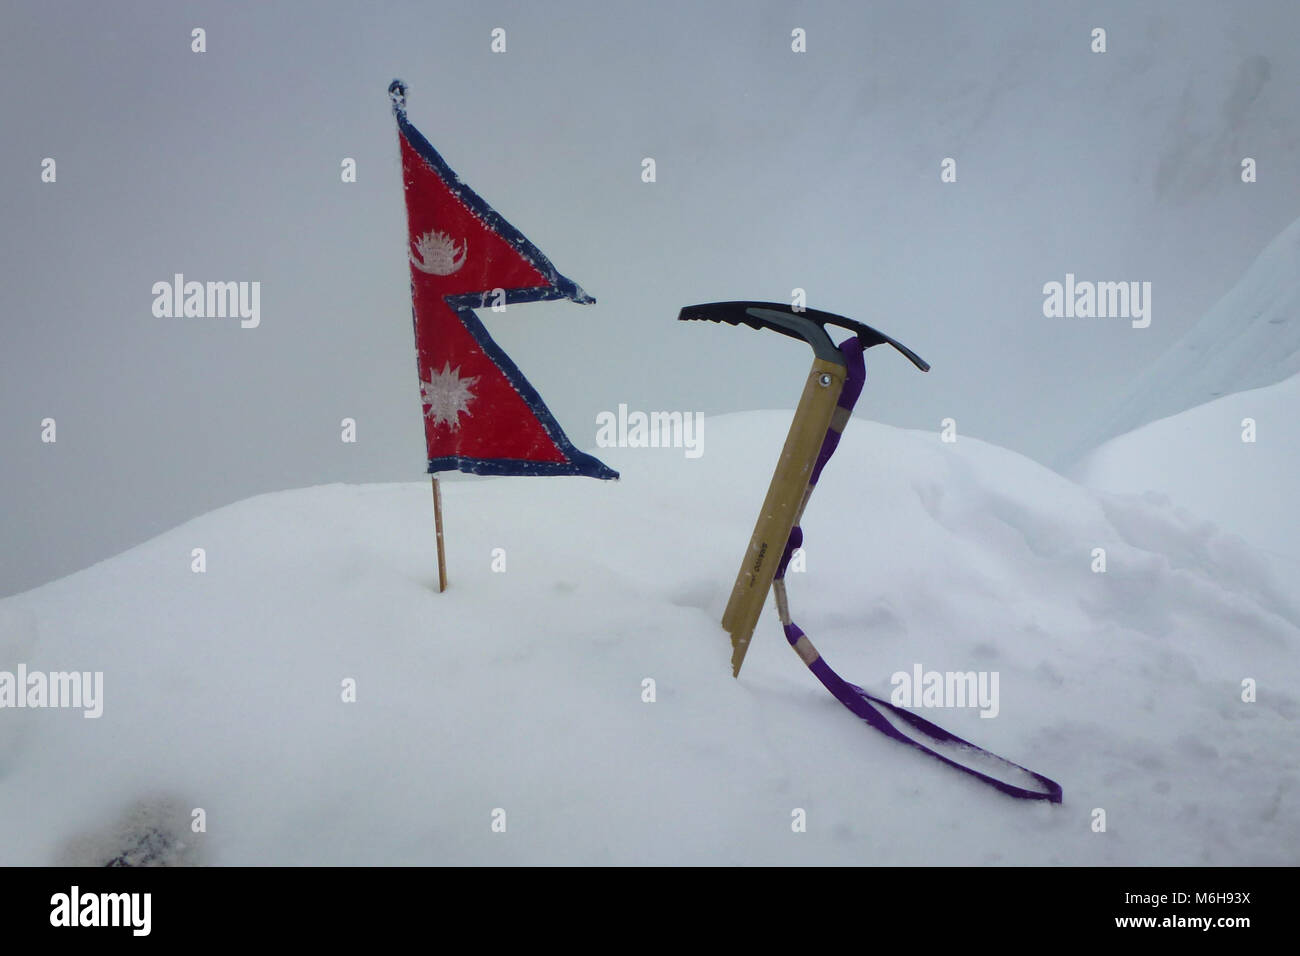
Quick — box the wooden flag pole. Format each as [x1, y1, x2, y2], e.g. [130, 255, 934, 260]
[431, 476, 448, 592]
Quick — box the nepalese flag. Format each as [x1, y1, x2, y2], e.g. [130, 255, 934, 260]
[389, 80, 617, 480]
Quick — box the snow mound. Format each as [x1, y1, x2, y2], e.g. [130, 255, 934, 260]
[1069, 215, 1300, 462]
[1075, 372, 1300, 571]
[1, 414, 1297, 864]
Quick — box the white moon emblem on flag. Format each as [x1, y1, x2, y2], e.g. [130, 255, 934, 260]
[421, 362, 479, 430]
[410, 229, 468, 275]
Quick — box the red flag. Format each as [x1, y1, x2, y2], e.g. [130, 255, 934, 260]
[390, 80, 616, 479]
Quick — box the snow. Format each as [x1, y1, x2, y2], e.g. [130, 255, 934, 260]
[1067, 215, 1300, 462]
[2, 410, 1297, 865]
[1075, 372, 1300, 571]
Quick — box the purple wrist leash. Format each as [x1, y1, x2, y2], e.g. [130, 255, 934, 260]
[770, 339, 1063, 803]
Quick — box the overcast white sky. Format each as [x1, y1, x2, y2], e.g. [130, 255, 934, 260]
[2, 0, 1298, 596]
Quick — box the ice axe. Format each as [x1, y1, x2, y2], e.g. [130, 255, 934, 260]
[678, 301, 929, 677]
[679, 303, 1062, 803]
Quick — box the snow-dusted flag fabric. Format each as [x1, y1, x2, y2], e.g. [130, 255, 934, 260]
[390, 81, 616, 479]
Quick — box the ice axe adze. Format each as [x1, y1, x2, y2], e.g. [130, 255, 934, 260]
[678, 301, 929, 677]
[680, 301, 1063, 803]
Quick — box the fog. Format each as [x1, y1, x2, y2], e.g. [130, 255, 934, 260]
[3, 0, 1298, 595]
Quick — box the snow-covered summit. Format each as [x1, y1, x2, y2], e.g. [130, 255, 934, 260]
[1, 414, 1296, 864]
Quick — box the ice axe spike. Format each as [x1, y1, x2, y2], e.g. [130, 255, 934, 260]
[678, 301, 929, 676]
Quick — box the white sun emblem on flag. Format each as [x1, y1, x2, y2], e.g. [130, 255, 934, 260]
[410, 229, 468, 275]
[421, 362, 479, 430]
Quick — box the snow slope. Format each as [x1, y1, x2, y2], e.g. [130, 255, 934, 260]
[1, 414, 1297, 865]
[1075, 372, 1300, 572]
[1067, 215, 1300, 463]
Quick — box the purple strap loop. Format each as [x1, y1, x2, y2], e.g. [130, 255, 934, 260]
[773, 337, 1063, 803]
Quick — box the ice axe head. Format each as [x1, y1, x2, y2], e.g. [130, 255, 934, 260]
[677, 300, 929, 372]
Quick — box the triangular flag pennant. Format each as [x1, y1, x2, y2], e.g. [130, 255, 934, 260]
[389, 80, 617, 480]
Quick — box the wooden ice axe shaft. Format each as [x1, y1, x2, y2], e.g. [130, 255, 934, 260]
[720, 357, 845, 674]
